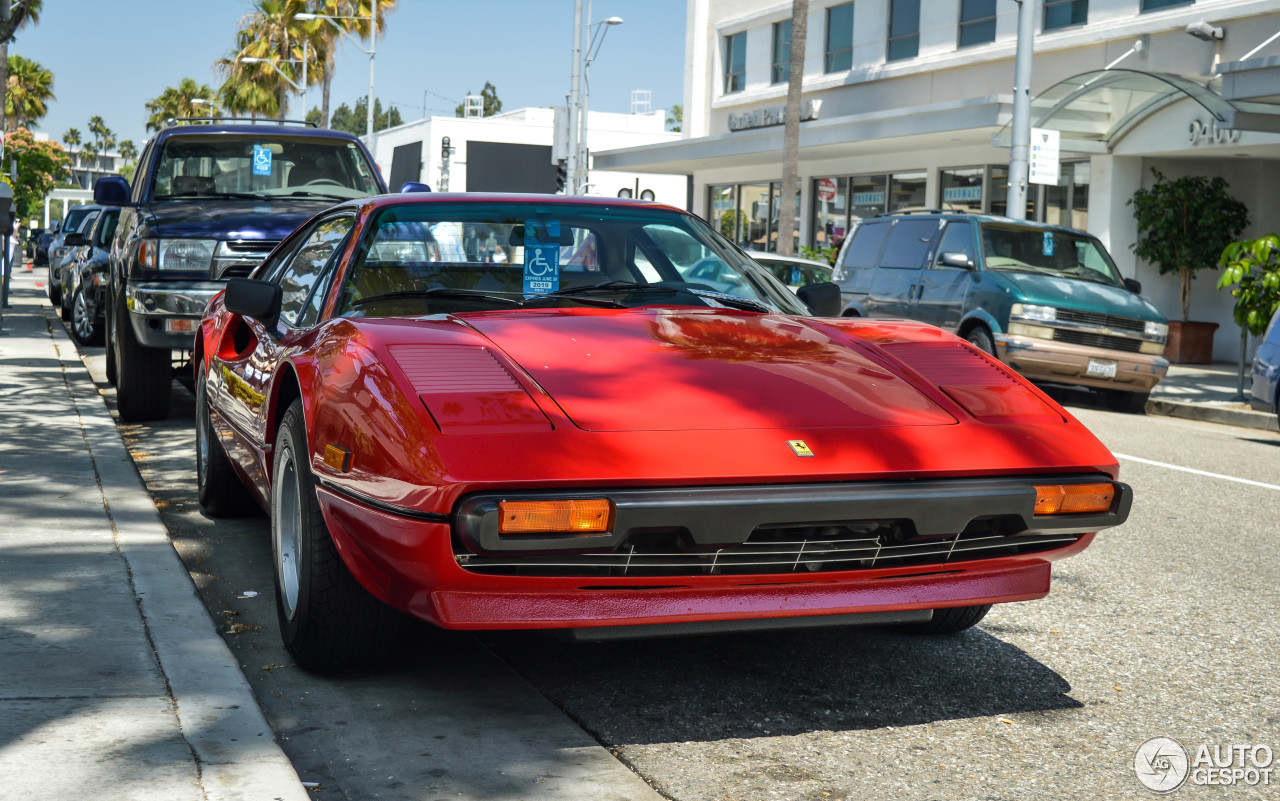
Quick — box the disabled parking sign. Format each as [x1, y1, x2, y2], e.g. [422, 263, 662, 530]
[523, 220, 560, 295]
[252, 144, 272, 176]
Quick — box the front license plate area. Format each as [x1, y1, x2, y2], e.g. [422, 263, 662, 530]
[1085, 358, 1118, 379]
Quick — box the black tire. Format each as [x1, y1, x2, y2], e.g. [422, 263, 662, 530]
[104, 291, 118, 385]
[195, 369, 257, 517]
[47, 264, 60, 306]
[965, 326, 996, 357]
[113, 289, 172, 422]
[59, 285, 73, 322]
[1104, 389, 1149, 414]
[898, 604, 991, 635]
[70, 287, 103, 345]
[272, 399, 402, 669]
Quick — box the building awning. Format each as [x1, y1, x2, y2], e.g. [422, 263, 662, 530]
[993, 68, 1280, 154]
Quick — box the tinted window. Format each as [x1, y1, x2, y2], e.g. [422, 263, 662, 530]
[934, 222, 974, 265]
[277, 216, 355, 327]
[840, 222, 890, 269]
[152, 135, 380, 200]
[878, 220, 938, 269]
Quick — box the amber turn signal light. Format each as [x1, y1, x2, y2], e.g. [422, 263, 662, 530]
[1033, 482, 1115, 515]
[499, 499, 613, 534]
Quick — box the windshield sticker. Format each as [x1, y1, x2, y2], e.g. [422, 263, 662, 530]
[252, 145, 273, 177]
[1042, 232, 1054, 257]
[523, 220, 560, 295]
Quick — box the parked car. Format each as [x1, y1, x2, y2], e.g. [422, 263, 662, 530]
[195, 193, 1132, 669]
[1249, 307, 1280, 425]
[93, 120, 387, 422]
[25, 226, 45, 259]
[34, 223, 57, 267]
[747, 249, 833, 293]
[64, 207, 121, 345]
[46, 205, 99, 308]
[832, 211, 1169, 412]
[55, 208, 101, 321]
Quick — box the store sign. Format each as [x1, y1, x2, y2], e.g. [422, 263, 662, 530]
[1188, 118, 1241, 145]
[852, 191, 885, 205]
[816, 178, 837, 202]
[943, 186, 982, 202]
[1029, 127, 1060, 185]
[728, 99, 823, 131]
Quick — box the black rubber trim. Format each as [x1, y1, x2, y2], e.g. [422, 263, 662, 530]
[315, 477, 451, 523]
[558, 609, 934, 641]
[456, 475, 1133, 555]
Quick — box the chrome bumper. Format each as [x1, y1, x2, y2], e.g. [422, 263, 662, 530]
[125, 282, 223, 350]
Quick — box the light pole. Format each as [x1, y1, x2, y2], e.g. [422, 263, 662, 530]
[296, 1, 377, 143]
[241, 39, 309, 97]
[575, 11, 623, 194]
[1005, 0, 1037, 220]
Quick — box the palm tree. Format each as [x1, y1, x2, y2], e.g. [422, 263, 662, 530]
[0, 0, 42, 133]
[63, 126, 81, 164]
[775, 0, 808, 256]
[5, 54, 55, 132]
[87, 115, 114, 149]
[220, 0, 322, 122]
[144, 78, 219, 132]
[313, 0, 397, 128]
[118, 139, 137, 163]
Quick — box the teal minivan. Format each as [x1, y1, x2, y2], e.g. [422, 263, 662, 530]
[831, 211, 1169, 412]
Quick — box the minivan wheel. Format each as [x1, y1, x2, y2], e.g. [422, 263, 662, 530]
[965, 326, 996, 356]
[1104, 389, 1149, 414]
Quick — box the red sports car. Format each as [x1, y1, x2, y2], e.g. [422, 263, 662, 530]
[195, 193, 1131, 669]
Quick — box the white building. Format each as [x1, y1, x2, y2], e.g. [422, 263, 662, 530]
[596, 0, 1280, 361]
[365, 107, 688, 206]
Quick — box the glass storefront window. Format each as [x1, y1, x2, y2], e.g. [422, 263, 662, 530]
[709, 185, 739, 242]
[988, 166, 1037, 220]
[813, 176, 849, 249]
[940, 167, 984, 213]
[850, 174, 889, 222]
[889, 171, 927, 212]
[739, 183, 772, 250]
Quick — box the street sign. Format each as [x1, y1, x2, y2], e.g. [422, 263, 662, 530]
[1029, 128, 1060, 185]
[816, 178, 837, 202]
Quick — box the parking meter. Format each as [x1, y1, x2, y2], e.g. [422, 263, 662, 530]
[0, 183, 13, 309]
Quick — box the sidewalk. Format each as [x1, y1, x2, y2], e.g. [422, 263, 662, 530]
[1148, 361, 1279, 432]
[0, 270, 309, 800]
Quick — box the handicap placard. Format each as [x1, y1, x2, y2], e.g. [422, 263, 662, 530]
[1042, 231, 1054, 257]
[523, 220, 560, 295]
[252, 145, 273, 177]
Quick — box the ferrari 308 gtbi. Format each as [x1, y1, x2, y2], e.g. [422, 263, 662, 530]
[195, 193, 1131, 669]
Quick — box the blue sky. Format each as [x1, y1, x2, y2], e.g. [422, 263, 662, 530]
[13, 0, 687, 149]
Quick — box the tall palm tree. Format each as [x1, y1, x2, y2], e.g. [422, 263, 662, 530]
[5, 53, 55, 132]
[221, 0, 321, 122]
[313, 0, 396, 128]
[144, 78, 219, 132]
[118, 139, 137, 162]
[63, 127, 81, 164]
[0, 0, 42, 133]
[775, 0, 808, 256]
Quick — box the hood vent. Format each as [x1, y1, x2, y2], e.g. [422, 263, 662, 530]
[883, 341, 1063, 423]
[387, 344, 551, 433]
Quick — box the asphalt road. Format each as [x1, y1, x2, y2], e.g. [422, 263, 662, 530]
[69, 330, 1279, 801]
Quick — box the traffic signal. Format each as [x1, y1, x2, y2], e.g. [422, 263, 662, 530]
[555, 159, 567, 193]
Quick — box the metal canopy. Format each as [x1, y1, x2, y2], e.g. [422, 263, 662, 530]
[993, 69, 1280, 154]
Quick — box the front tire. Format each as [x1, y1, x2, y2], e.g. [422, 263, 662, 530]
[195, 369, 256, 517]
[898, 604, 991, 635]
[47, 264, 60, 306]
[113, 289, 172, 422]
[965, 326, 996, 357]
[1104, 389, 1149, 414]
[71, 286, 103, 345]
[272, 399, 401, 670]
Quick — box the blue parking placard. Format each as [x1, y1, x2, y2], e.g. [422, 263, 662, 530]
[1042, 231, 1054, 257]
[252, 145, 272, 177]
[523, 220, 560, 295]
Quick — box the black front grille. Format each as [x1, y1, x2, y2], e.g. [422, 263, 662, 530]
[1055, 309, 1146, 334]
[454, 520, 1080, 578]
[1053, 329, 1143, 353]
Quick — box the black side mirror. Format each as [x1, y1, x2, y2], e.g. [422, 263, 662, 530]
[937, 251, 974, 270]
[63, 232, 88, 247]
[1123, 277, 1142, 294]
[797, 281, 843, 317]
[93, 175, 132, 207]
[225, 278, 282, 327]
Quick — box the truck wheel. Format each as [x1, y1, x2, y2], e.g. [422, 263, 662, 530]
[71, 287, 102, 346]
[113, 290, 172, 422]
[965, 326, 996, 357]
[104, 292, 118, 385]
[195, 369, 256, 517]
[1104, 389, 1149, 414]
[273, 399, 401, 670]
[897, 604, 991, 635]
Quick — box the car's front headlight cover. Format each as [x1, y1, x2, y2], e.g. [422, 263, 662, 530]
[1144, 320, 1169, 339]
[139, 238, 218, 272]
[1010, 302, 1057, 322]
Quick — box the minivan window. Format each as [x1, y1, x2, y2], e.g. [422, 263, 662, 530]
[980, 223, 1123, 286]
[840, 221, 890, 269]
[878, 219, 938, 269]
[934, 222, 974, 265]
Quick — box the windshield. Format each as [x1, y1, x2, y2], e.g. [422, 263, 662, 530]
[980, 223, 1123, 286]
[152, 134, 381, 201]
[335, 202, 809, 317]
[61, 206, 93, 234]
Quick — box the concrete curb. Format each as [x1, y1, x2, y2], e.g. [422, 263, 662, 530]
[43, 304, 311, 801]
[1146, 398, 1279, 433]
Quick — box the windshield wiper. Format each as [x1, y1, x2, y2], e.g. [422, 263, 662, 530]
[688, 288, 772, 313]
[350, 288, 522, 307]
[549, 280, 682, 296]
[282, 190, 350, 200]
[161, 192, 273, 200]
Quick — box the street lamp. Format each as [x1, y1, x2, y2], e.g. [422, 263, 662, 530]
[240, 47, 309, 95]
[296, 1, 377, 143]
[573, 11, 622, 194]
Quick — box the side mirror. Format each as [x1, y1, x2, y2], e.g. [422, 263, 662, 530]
[937, 251, 974, 269]
[94, 175, 132, 207]
[224, 277, 282, 327]
[797, 281, 843, 317]
[1123, 277, 1142, 294]
[399, 182, 432, 193]
[63, 232, 88, 247]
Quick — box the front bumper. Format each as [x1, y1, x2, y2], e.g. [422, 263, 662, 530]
[315, 475, 1128, 631]
[126, 281, 223, 350]
[996, 333, 1168, 393]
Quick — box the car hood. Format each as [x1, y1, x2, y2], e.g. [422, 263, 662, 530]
[996, 272, 1166, 322]
[459, 308, 959, 432]
[141, 197, 333, 240]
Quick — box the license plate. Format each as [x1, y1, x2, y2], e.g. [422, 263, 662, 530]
[165, 318, 196, 334]
[1085, 358, 1117, 379]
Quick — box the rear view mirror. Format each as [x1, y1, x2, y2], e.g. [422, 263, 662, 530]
[937, 251, 974, 269]
[797, 281, 842, 317]
[93, 175, 132, 207]
[1123, 277, 1142, 294]
[63, 232, 88, 247]
[225, 277, 282, 327]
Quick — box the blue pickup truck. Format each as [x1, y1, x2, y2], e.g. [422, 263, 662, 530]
[93, 120, 387, 421]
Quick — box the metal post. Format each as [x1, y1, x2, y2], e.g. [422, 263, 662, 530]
[567, 0, 583, 195]
[367, 0, 377, 146]
[1, 235, 10, 310]
[1006, 0, 1036, 220]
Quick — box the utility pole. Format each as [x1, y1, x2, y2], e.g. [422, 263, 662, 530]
[1005, 0, 1036, 220]
[566, 0, 584, 196]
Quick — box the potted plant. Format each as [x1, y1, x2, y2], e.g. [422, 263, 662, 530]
[1129, 169, 1249, 363]
[1218, 234, 1280, 335]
